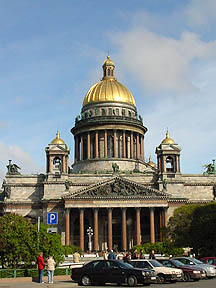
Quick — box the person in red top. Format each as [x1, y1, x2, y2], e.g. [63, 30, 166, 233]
[37, 252, 45, 283]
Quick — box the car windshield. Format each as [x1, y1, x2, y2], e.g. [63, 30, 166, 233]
[118, 262, 133, 269]
[192, 259, 203, 264]
[172, 260, 184, 266]
[149, 260, 163, 267]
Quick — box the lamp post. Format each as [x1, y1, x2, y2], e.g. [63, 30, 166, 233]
[87, 227, 93, 252]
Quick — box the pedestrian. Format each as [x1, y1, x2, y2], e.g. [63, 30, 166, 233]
[132, 249, 138, 259]
[123, 252, 131, 263]
[73, 251, 80, 263]
[149, 250, 155, 259]
[108, 249, 116, 260]
[37, 251, 45, 283]
[139, 249, 145, 259]
[103, 250, 109, 260]
[47, 255, 56, 284]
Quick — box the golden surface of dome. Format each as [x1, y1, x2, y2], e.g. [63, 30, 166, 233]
[83, 79, 136, 107]
[82, 56, 136, 107]
[147, 156, 156, 168]
[51, 130, 65, 145]
[161, 130, 175, 145]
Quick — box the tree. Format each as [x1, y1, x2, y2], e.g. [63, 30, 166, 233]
[0, 213, 65, 268]
[38, 224, 64, 264]
[168, 204, 199, 247]
[0, 213, 38, 268]
[190, 203, 216, 257]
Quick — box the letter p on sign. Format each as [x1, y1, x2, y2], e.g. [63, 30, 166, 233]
[48, 212, 58, 224]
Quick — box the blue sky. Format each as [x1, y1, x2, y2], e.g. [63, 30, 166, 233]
[1, 0, 216, 182]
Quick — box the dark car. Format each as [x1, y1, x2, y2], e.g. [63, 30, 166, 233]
[157, 258, 205, 281]
[71, 259, 157, 286]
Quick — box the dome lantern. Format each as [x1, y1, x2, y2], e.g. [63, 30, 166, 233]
[102, 55, 115, 80]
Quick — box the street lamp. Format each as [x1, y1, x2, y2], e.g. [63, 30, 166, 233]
[87, 226, 93, 252]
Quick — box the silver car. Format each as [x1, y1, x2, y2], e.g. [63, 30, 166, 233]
[172, 257, 216, 278]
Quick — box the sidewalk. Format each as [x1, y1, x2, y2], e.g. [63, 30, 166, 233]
[0, 275, 75, 287]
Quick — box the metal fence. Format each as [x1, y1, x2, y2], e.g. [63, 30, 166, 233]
[0, 268, 71, 279]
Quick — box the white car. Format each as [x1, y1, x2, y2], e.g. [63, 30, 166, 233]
[131, 259, 183, 283]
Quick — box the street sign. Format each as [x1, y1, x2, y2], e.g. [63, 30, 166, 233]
[47, 212, 58, 224]
[47, 227, 58, 233]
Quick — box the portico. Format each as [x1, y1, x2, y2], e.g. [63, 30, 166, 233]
[63, 177, 169, 251]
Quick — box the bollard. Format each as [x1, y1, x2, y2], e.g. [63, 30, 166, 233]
[13, 269, 16, 278]
[66, 268, 69, 275]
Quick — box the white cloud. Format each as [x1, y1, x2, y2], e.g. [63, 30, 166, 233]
[112, 28, 216, 94]
[0, 141, 42, 185]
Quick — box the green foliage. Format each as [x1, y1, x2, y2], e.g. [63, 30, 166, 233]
[38, 224, 64, 265]
[167, 203, 216, 257]
[131, 242, 184, 257]
[168, 204, 199, 247]
[63, 245, 82, 256]
[0, 213, 38, 268]
[190, 203, 216, 257]
[0, 213, 65, 268]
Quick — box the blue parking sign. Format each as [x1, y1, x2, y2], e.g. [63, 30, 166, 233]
[48, 212, 58, 224]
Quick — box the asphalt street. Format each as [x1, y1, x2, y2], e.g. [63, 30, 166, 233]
[0, 278, 216, 288]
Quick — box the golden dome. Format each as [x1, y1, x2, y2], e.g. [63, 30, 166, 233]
[161, 130, 175, 145]
[147, 156, 156, 168]
[82, 56, 136, 107]
[51, 130, 65, 145]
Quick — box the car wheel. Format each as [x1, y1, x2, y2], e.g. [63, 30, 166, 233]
[127, 275, 138, 287]
[157, 274, 165, 284]
[80, 275, 91, 286]
[183, 272, 191, 282]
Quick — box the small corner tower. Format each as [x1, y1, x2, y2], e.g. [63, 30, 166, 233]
[45, 130, 70, 175]
[155, 130, 181, 176]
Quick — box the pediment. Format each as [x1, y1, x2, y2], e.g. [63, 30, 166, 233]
[49, 144, 67, 151]
[64, 176, 169, 200]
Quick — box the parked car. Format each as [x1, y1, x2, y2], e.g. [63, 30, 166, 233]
[130, 259, 183, 284]
[200, 257, 216, 266]
[172, 257, 216, 279]
[71, 259, 157, 286]
[157, 258, 206, 281]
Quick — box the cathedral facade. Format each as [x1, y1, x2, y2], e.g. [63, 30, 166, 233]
[0, 57, 215, 251]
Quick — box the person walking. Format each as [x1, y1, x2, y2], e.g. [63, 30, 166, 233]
[149, 250, 155, 259]
[73, 251, 80, 263]
[47, 256, 56, 284]
[139, 249, 145, 259]
[108, 250, 116, 260]
[37, 252, 45, 283]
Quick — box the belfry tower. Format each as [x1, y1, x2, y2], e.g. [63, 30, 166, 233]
[45, 130, 70, 175]
[155, 130, 181, 176]
[71, 56, 149, 173]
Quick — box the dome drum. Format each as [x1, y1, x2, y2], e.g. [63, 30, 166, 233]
[72, 158, 152, 174]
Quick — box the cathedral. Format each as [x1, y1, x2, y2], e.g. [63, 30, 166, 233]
[0, 57, 215, 251]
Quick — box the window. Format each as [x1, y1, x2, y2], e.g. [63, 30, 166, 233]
[166, 156, 175, 172]
[109, 108, 112, 115]
[122, 109, 125, 116]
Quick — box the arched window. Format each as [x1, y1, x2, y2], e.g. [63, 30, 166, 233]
[166, 156, 175, 172]
[53, 156, 62, 173]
